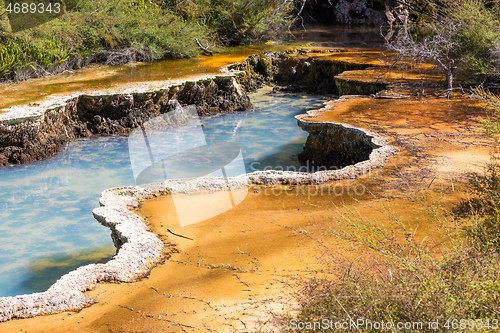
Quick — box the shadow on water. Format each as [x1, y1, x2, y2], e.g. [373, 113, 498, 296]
[246, 139, 308, 173]
[20, 246, 115, 294]
[290, 25, 385, 45]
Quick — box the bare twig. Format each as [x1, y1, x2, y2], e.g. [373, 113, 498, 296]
[287, 0, 307, 35]
[332, 294, 362, 333]
[195, 38, 213, 56]
[435, 87, 472, 98]
[234, 273, 251, 288]
[396, 0, 445, 24]
[167, 228, 193, 240]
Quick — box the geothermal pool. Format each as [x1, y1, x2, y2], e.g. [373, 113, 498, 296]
[0, 87, 326, 297]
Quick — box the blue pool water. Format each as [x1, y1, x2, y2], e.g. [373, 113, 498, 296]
[0, 87, 326, 297]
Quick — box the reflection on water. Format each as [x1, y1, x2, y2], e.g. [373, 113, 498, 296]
[205, 87, 326, 173]
[21, 246, 114, 294]
[291, 25, 386, 45]
[0, 87, 325, 297]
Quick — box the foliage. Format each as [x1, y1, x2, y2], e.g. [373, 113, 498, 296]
[461, 85, 500, 253]
[278, 189, 500, 332]
[157, 0, 293, 44]
[274, 78, 500, 327]
[0, 42, 23, 76]
[0, 0, 293, 81]
[441, 0, 500, 75]
[386, 0, 500, 93]
[386, 23, 459, 91]
[454, 157, 500, 252]
[284, 249, 500, 332]
[472, 86, 500, 139]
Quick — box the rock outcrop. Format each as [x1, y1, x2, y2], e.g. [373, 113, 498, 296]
[231, 48, 387, 95]
[297, 119, 379, 169]
[0, 46, 407, 322]
[0, 76, 251, 166]
[274, 51, 373, 94]
[299, 0, 398, 26]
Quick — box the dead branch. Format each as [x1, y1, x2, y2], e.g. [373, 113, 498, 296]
[167, 228, 193, 240]
[396, 0, 446, 24]
[195, 38, 213, 56]
[288, 0, 307, 35]
[436, 87, 472, 98]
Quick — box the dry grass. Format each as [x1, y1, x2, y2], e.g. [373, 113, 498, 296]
[258, 178, 500, 332]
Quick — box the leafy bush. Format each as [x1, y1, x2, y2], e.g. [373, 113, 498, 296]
[451, 156, 500, 253]
[386, 0, 500, 93]
[471, 86, 500, 140]
[283, 249, 500, 332]
[0, 0, 293, 81]
[277, 190, 500, 332]
[157, 0, 293, 44]
[0, 42, 23, 76]
[442, 0, 500, 75]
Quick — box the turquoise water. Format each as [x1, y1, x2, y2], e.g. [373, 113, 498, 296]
[0, 88, 325, 297]
[0, 137, 132, 297]
[205, 88, 326, 173]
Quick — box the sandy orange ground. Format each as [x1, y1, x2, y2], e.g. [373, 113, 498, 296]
[1, 49, 497, 332]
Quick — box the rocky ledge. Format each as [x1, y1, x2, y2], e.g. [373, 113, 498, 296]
[0, 75, 251, 166]
[230, 47, 388, 95]
[0, 109, 398, 321]
[1, 45, 445, 168]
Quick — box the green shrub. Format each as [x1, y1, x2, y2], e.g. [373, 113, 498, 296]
[157, 0, 293, 44]
[283, 249, 500, 332]
[443, 0, 500, 75]
[451, 156, 500, 253]
[0, 0, 292, 81]
[277, 190, 500, 332]
[387, 0, 500, 91]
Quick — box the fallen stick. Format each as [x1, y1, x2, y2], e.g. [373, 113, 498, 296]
[167, 228, 194, 240]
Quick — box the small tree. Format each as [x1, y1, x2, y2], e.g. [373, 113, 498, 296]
[386, 24, 458, 95]
[385, 0, 500, 97]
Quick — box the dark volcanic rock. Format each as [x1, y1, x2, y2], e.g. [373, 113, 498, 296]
[274, 53, 372, 94]
[297, 121, 380, 169]
[299, 0, 396, 26]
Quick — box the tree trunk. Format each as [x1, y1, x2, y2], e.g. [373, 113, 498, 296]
[445, 69, 453, 98]
[447, 69, 453, 90]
